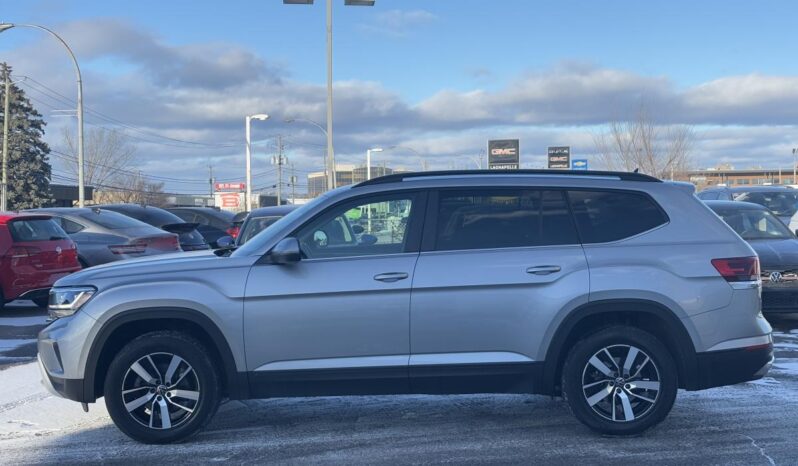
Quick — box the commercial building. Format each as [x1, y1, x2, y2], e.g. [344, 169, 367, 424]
[307, 164, 408, 197]
[688, 167, 798, 189]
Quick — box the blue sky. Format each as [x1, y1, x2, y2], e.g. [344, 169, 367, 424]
[2, 1, 798, 193]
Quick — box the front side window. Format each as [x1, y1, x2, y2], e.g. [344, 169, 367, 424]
[295, 194, 416, 259]
[568, 190, 668, 243]
[434, 189, 578, 251]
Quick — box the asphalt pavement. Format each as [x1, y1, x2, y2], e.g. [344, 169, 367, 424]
[1, 304, 797, 465]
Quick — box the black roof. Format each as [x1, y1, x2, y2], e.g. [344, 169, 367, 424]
[356, 169, 660, 187]
[247, 205, 299, 217]
[704, 200, 767, 210]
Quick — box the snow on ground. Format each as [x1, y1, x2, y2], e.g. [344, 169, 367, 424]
[0, 315, 48, 327]
[0, 339, 36, 352]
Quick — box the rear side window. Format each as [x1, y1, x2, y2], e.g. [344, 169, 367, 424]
[434, 189, 578, 251]
[61, 218, 85, 234]
[697, 191, 719, 200]
[568, 190, 668, 243]
[8, 219, 68, 242]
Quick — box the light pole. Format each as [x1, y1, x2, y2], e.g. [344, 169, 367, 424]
[245, 114, 269, 211]
[793, 148, 797, 184]
[366, 147, 383, 180]
[285, 117, 333, 190]
[0, 23, 85, 207]
[283, 0, 377, 191]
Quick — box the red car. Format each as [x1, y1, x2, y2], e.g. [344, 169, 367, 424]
[0, 213, 81, 309]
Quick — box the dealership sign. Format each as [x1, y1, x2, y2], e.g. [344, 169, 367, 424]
[487, 139, 520, 169]
[214, 182, 245, 192]
[547, 146, 570, 169]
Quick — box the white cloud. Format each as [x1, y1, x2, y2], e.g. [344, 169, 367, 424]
[360, 9, 437, 37]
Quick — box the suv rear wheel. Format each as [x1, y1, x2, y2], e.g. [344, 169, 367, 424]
[104, 331, 221, 444]
[561, 326, 678, 435]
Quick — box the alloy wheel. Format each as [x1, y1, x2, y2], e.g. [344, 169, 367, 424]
[581, 344, 661, 422]
[121, 352, 200, 430]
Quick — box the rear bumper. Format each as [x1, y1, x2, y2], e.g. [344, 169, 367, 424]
[691, 344, 774, 390]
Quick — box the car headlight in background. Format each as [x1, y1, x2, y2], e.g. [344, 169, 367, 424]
[48, 286, 97, 320]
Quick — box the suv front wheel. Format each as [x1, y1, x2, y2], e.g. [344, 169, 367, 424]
[104, 331, 221, 443]
[562, 326, 678, 435]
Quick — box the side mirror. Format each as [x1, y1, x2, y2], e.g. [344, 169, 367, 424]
[216, 236, 234, 248]
[270, 237, 301, 264]
[352, 224, 365, 234]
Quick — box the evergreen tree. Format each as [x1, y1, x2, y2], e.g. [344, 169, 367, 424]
[1, 63, 52, 210]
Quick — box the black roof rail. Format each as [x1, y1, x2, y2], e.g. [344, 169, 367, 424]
[356, 169, 661, 187]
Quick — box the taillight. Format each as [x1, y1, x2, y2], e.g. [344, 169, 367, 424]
[711, 256, 760, 282]
[227, 226, 240, 239]
[108, 241, 147, 255]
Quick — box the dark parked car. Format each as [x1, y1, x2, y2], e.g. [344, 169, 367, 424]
[167, 207, 235, 249]
[96, 204, 209, 251]
[707, 200, 798, 314]
[698, 185, 798, 224]
[229, 211, 249, 241]
[29, 208, 181, 267]
[0, 212, 81, 309]
[236, 205, 298, 246]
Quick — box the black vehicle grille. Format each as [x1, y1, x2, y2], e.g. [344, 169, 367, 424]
[762, 290, 798, 310]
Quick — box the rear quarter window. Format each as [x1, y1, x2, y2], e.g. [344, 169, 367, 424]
[568, 190, 668, 243]
[8, 218, 68, 242]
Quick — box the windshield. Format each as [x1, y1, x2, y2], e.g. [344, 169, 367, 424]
[715, 208, 794, 240]
[238, 216, 284, 245]
[733, 191, 798, 217]
[232, 189, 343, 256]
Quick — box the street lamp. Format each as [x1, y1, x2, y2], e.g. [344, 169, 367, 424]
[283, 0, 377, 192]
[246, 114, 269, 211]
[366, 147, 384, 181]
[0, 23, 85, 207]
[284, 117, 334, 189]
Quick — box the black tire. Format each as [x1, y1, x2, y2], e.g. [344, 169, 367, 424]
[561, 326, 678, 436]
[32, 297, 49, 308]
[104, 331, 221, 444]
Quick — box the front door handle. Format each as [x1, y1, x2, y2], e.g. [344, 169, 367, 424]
[374, 272, 409, 283]
[526, 265, 561, 275]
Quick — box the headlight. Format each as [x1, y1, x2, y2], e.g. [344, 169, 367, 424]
[48, 286, 96, 320]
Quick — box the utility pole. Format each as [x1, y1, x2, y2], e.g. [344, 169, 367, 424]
[1, 64, 9, 211]
[793, 148, 797, 184]
[290, 163, 296, 204]
[275, 135, 284, 206]
[208, 165, 214, 199]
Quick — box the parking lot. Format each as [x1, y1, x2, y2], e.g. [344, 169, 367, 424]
[1, 302, 797, 465]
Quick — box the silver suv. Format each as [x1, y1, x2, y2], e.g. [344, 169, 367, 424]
[38, 170, 774, 443]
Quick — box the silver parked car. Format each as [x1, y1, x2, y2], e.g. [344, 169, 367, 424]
[38, 170, 773, 443]
[28, 208, 181, 267]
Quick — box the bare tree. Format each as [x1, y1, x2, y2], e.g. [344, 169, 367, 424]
[62, 127, 137, 189]
[94, 172, 167, 206]
[594, 106, 693, 180]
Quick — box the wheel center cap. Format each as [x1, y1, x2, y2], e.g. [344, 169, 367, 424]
[156, 385, 167, 395]
[615, 377, 625, 385]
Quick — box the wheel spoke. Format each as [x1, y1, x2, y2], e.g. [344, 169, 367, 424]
[624, 388, 656, 404]
[629, 380, 660, 391]
[146, 355, 163, 383]
[169, 367, 192, 389]
[617, 390, 635, 421]
[122, 386, 150, 395]
[622, 347, 639, 376]
[164, 355, 183, 385]
[602, 348, 621, 373]
[169, 389, 199, 401]
[130, 361, 157, 385]
[158, 398, 171, 429]
[589, 356, 613, 377]
[630, 356, 650, 379]
[167, 398, 195, 414]
[125, 392, 154, 412]
[586, 384, 613, 407]
[583, 380, 611, 390]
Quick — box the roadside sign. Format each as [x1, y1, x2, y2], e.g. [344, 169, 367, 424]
[215, 182, 245, 192]
[488, 139, 520, 170]
[572, 159, 588, 170]
[547, 146, 570, 169]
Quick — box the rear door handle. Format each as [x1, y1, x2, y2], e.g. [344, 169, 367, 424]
[374, 272, 409, 283]
[526, 265, 561, 275]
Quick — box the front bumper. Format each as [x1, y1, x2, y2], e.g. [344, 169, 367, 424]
[761, 285, 798, 313]
[692, 343, 774, 390]
[38, 354, 88, 402]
